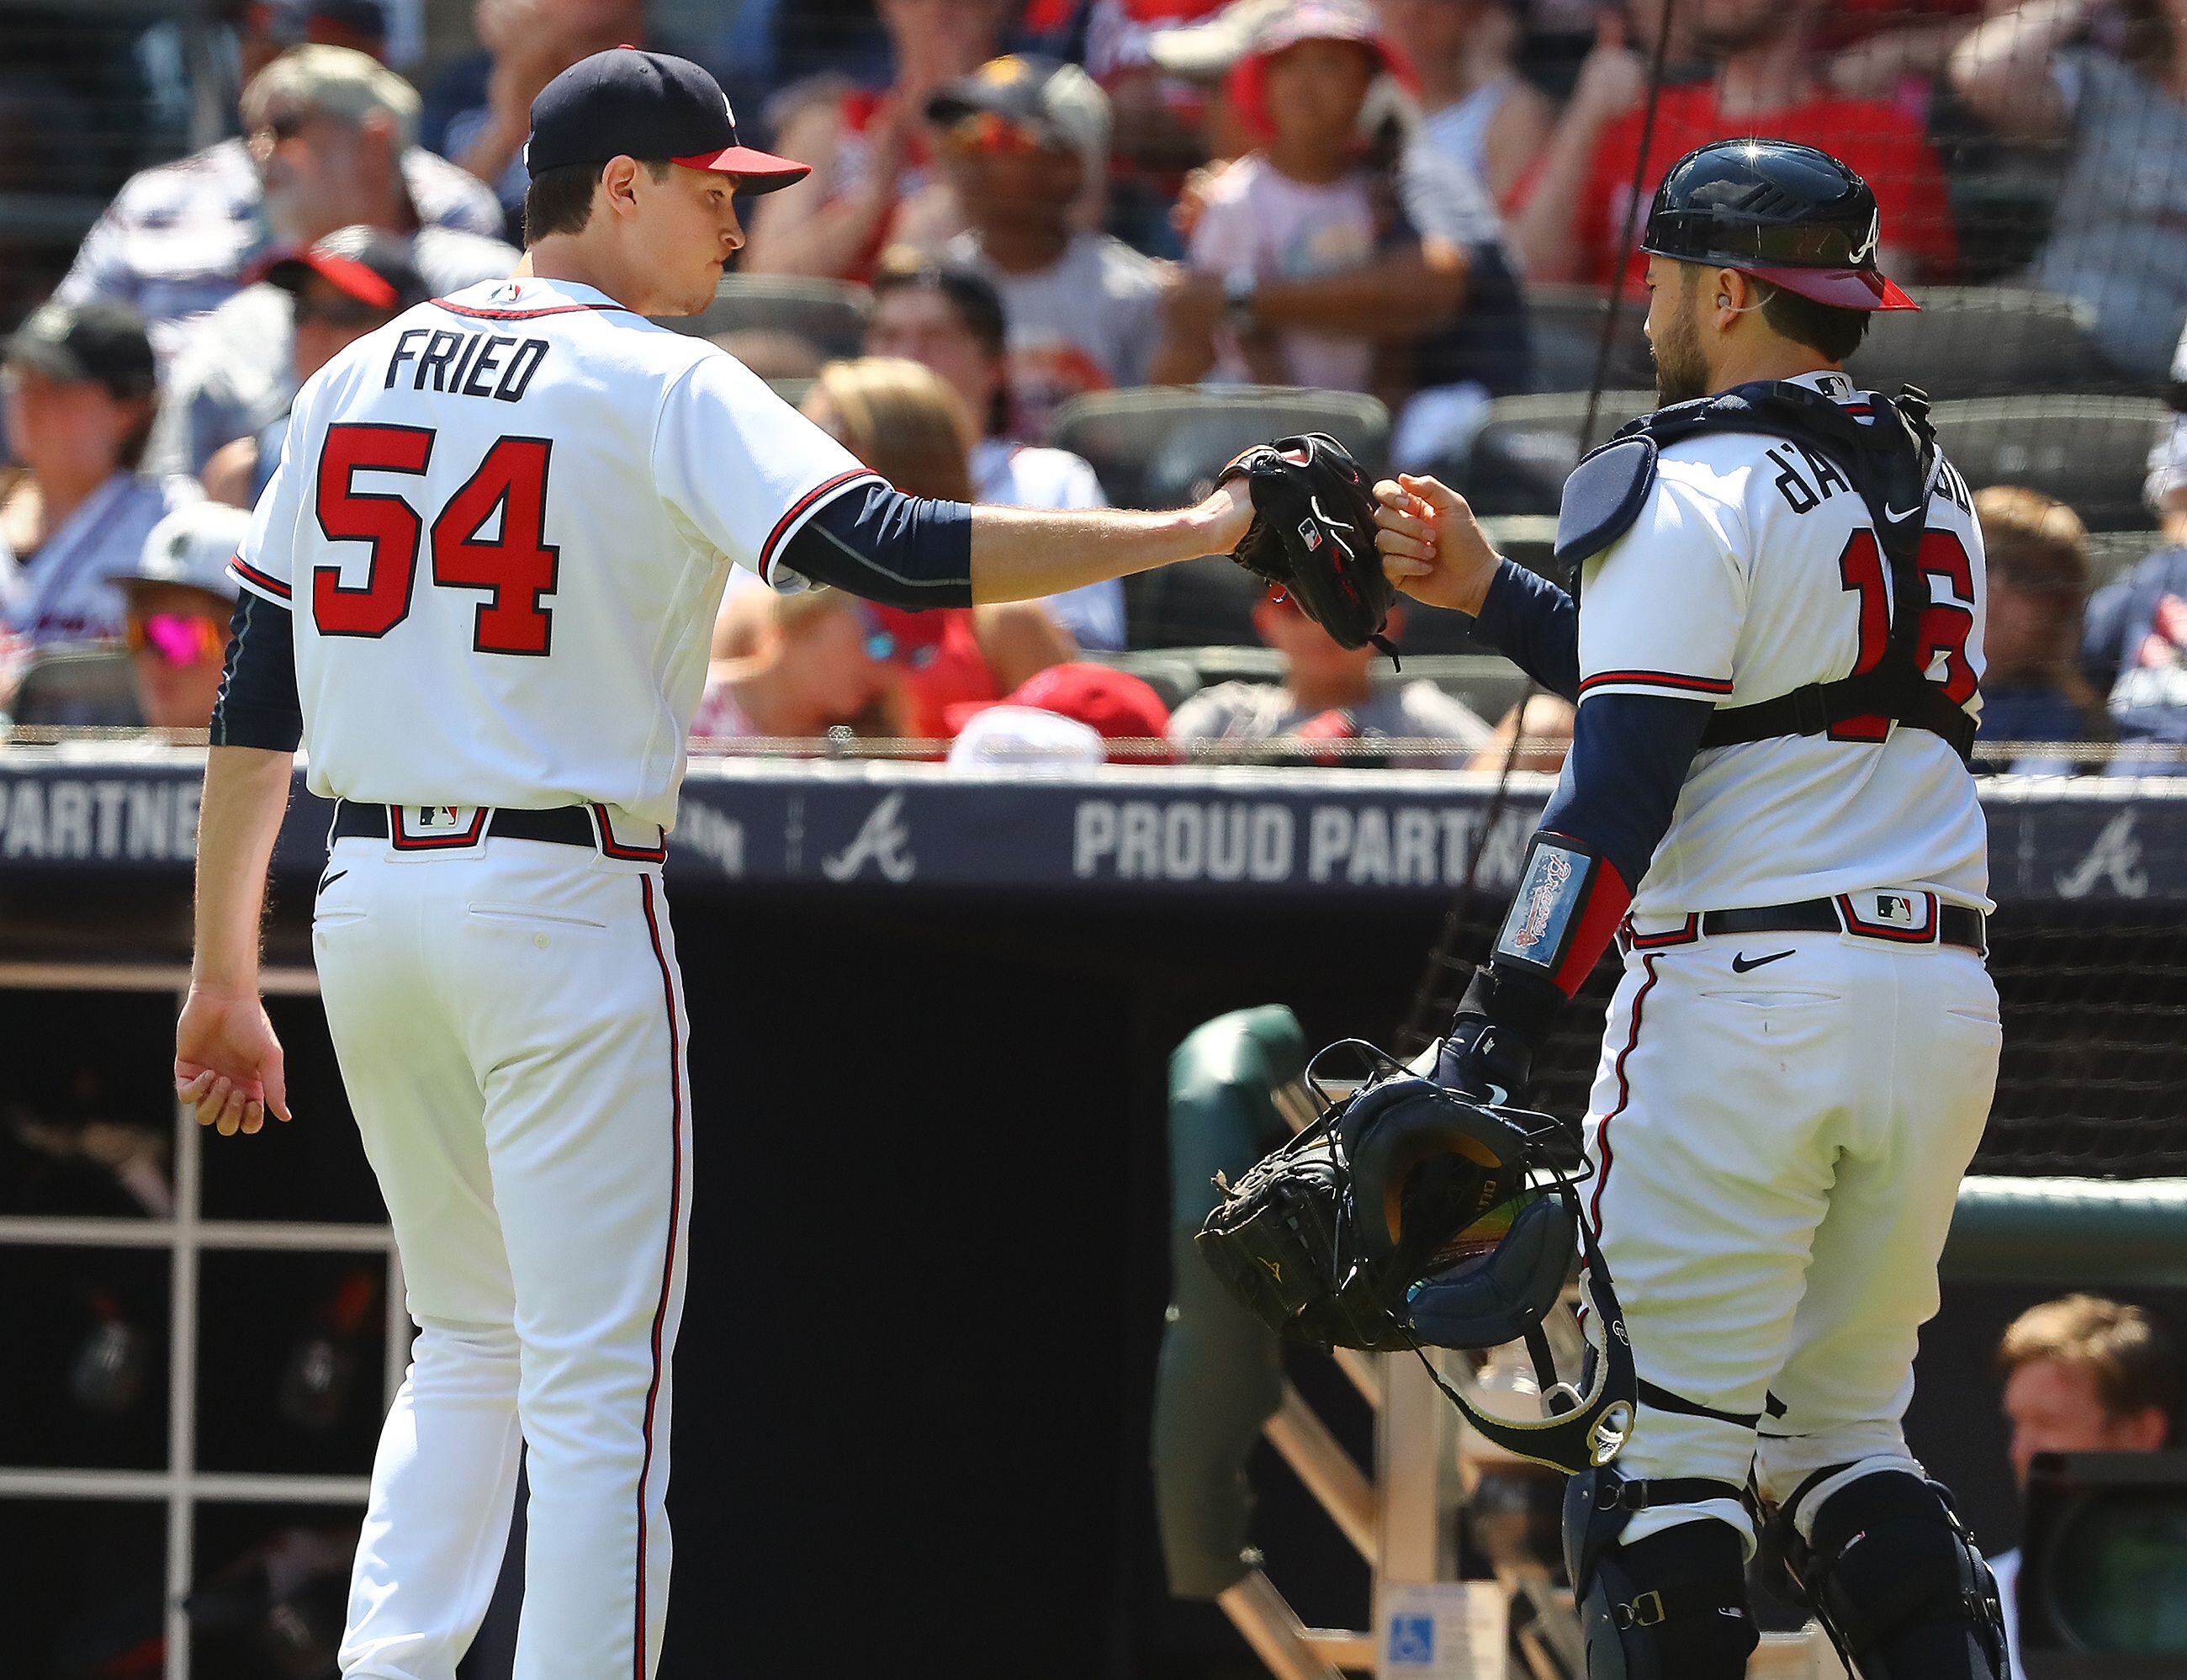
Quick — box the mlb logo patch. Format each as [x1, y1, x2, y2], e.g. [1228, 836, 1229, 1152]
[1876, 893, 1915, 925]
[415, 805, 462, 831]
[1297, 517, 1323, 551]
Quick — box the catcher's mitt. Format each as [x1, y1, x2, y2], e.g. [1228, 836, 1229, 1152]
[1218, 432, 1395, 655]
[1193, 1127, 1415, 1352]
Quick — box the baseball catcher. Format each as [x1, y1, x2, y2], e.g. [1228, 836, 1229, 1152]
[1371, 140, 2006, 1680]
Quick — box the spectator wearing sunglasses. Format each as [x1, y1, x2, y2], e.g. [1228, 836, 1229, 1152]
[689, 587, 897, 744]
[121, 502, 255, 731]
[53, 45, 502, 370]
[928, 56, 1170, 441]
[140, 50, 518, 481]
[201, 230, 431, 510]
[0, 301, 197, 652]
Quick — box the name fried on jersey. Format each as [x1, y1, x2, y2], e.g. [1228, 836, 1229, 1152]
[384, 326, 550, 403]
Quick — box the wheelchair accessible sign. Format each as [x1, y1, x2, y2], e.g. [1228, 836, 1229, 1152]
[1379, 1582, 1506, 1678]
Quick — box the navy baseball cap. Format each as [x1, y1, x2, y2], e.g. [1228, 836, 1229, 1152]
[526, 48, 809, 193]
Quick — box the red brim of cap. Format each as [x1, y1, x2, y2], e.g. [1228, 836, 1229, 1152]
[250, 248, 400, 310]
[670, 145, 812, 193]
[1742, 263, 1919, 312]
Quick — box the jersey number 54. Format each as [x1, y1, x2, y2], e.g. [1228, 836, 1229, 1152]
[312, 421, 559, 656]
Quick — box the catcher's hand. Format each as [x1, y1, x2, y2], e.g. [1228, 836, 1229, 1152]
[1217, 432, 1395, 653]
[1373, 473, 1501, 616]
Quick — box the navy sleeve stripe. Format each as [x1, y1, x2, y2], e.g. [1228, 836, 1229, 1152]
[757, 469, 887, 582]
[230, 554, 292, 601]
[1578, 669, 1734, 696]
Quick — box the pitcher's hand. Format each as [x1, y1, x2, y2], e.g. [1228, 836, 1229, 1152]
[1374, 474, 1501, 615]
[176, 983, 290, 1137]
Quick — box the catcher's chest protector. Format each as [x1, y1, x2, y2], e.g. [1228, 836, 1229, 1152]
[1552, 379, 1975, 763]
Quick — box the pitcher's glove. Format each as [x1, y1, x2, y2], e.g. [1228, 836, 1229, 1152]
[1218, 432, 1395, 654]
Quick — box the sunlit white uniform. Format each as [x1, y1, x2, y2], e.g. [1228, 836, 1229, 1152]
[1575, 371, 2002, 1547]
[233, 274, 879, 1678]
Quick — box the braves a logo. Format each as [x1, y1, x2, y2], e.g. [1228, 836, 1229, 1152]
[1511, 849, 1572, 951]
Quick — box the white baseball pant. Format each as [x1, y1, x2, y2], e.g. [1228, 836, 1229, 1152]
[1582, 893, 2001, 1547]
[312, 808, 690, 1679]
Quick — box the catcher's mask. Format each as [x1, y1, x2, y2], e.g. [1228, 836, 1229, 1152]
[1327, 1047, 1634, 1473]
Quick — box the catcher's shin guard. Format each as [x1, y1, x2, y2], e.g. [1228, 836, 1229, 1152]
[1563, 1468, 1758, 1680]
[1771, 1467, 2007, 1680]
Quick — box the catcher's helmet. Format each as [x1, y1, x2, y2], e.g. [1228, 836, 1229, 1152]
[1640, 137, 1917, 312]
[1337, 1073, 1637, 1473]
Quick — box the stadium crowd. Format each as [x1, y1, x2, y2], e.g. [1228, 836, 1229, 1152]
[4, 0, 2187, 769]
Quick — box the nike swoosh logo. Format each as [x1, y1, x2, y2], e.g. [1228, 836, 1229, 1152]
[1730, 949, 1794, 973]
[1884, 502, 1923, 521]
[316, 868, 347, 897]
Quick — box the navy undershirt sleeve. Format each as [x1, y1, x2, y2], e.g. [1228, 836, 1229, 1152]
[1470, 558, 1580, 701]
[1536, 691, 1713, 892]
[209, 590, 304, 751]
[776, 483, 975, 610]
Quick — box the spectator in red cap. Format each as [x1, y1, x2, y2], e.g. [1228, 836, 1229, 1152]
[1511, 0, 1957, 292]
[1169, 584, 1494, 765]
[946, 661, 1174, 765]
[740, 0, 1014, 278]
[201, 228, 432, 508]
[1150, 0, 1531, 431]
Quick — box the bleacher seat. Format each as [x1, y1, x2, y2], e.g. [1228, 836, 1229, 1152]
[1930, 395, 2168, 533]
[1848, 289, 2118, 401]
[8, 647, 138, 729]
[1454, 390, 1655, 517]
[656, 276, 871, 360]
[1524, 284, 1655, 395]
[1049, 387, 1390, 510]
[2084, 528, 2166, 591]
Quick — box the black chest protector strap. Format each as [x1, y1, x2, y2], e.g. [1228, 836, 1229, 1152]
[1559, 380, 1976, 765]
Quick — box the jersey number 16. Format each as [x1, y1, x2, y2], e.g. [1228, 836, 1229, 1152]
[312, 422, 559, 655]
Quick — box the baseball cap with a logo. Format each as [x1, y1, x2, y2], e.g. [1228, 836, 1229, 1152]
[525, 47, 809, 193]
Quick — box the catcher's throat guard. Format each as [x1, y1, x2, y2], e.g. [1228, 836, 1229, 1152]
[1195, 1043, 1637, 1476]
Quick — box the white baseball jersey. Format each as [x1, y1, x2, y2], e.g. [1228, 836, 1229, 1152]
[230, 275, 882, 829]
[1579, 371, 1991, 920]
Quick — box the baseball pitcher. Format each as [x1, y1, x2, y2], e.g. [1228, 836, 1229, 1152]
[173, 48, 1284, 1680]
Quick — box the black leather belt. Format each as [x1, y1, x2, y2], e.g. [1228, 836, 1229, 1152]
[331, 802, 597, 849]
[1625, 894, 1986, 956]
[1703, 898, 1984, 952]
